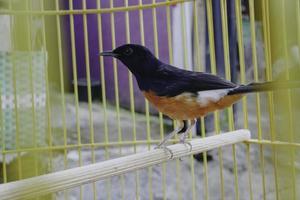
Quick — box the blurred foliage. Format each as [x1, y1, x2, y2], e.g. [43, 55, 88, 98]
[0, 1, 7, 8]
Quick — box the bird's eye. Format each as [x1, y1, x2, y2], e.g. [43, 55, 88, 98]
[124, 48, 133, 56]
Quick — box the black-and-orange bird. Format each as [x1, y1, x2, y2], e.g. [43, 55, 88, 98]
[100, 44, 299, 149]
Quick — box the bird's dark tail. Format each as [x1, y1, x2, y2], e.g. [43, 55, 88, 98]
[228, 80, 300, 95]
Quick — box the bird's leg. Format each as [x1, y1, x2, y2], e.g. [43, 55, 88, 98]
[156, 120, 184, 148]
[155, 121, 184, 158]
[179, 119, 196, 151]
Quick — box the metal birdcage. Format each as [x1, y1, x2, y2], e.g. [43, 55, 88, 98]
[0, 0, 299, 199]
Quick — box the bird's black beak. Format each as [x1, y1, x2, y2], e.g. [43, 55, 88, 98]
[99, 51, 119, 57]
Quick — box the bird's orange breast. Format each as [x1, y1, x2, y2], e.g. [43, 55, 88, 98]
[143, 91, 242, 120]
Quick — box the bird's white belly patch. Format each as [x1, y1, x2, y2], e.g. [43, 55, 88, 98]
[196, 89, 229, 106]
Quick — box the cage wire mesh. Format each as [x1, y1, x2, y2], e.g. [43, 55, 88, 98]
[0, 0, 300, 199]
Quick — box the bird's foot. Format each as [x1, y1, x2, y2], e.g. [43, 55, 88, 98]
[154, 145, 174, 159]
[179, 138, 192, 152]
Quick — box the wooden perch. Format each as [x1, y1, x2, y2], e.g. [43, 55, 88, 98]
[0, 129, 250, 200]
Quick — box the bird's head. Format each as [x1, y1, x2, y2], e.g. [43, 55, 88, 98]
[99, 44, 162, 76]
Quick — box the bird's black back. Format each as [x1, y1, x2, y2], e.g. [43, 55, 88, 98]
[136, 63, 237, 97]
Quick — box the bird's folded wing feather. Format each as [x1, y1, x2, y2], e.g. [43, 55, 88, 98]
[152, 64, 237, 97]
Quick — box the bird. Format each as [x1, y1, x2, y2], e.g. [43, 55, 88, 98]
[99, 44, 300, 152]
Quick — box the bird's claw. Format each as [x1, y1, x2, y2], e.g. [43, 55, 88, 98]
[154, 145, 174, 159]
[179, 139, 192, 152]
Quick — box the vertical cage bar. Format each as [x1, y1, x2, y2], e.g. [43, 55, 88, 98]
[0, 62, 5, 183]
[137, 0, 149, 197]
[96, 1, 111, 200]
[109, 0, 122, 156]
[68, 0, 83, 199]
[249, 0, 266, 198]
[193, 0, 209, 200]
[54, 0, 68, 199]
[200, 117, 209, 200]
[246, 144, 253, 200]
[166, 0, 173, 64]
[40, 0, 54, 179]
[298, 0, 300, 52]
[149, 0, 163, 199]
[150, 0, 164, 152]
[193, 0, 203, 72]
[123, 0, 136, 198]
[180, 2, 196, 199]
[261, 1, 279, 199]
[138, 0, 151, 151]
[234, 0, 252, 199]
[235, 0, 248, 127]
[54, 0, 68, 165]
[8, 0, 14, 49]
[280, 1, 296, 199]
[206, 0, 224, 199]
[11, 48, 22, 181]
[139, 20, 152, 156]
[180, 3, 189, 69]
[109, 0, 121, 199]
[220, 0, 239, 199]
[192, 2, 208, 197]
[26, 0, 39, 179]
[296, 3, 300, 198]
[164, 1, 173, 199]
[248, 0, 265, 199]
[81, 0, 97, 199]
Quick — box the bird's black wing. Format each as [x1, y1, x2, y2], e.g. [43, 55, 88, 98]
[150, 64, 237, 97]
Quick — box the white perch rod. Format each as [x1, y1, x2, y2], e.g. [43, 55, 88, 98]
[0, 129, 250, 200]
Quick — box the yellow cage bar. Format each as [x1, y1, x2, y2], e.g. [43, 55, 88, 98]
[0, 0, 299, 199]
